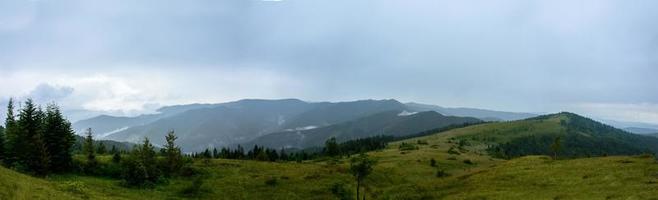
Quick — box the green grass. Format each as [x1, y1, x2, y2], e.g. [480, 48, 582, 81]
[2, 119, 658, 199]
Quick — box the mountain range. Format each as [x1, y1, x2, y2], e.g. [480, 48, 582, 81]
[72, 99, 533, 151]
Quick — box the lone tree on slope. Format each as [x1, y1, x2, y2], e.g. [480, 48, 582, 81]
[350, 153, 376, 200]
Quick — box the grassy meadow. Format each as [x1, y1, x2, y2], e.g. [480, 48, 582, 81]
[2, 119, 658, 200]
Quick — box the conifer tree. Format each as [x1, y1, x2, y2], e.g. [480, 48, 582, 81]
[279, 148, 288, 161]
[203, 148, 212, 158]
[43, 104, 76, 173]
[97, 142, 107, 155]
[0, 125, 4, 163]
[350, 153, 376, 200]
[3, 98, 17, 166]
[121, 137, 161, 186]
[3, 98, 17, 167]
[164, 130, 183, 176]
[256, 150, 269, 161]
[83, 128, 98, 173]
[109, 145, 118, 155]
[17, 99, 50, 174]
[324, 137, 340, 157]
[112, 151, 122, 164]
[550, 136, 561, 160]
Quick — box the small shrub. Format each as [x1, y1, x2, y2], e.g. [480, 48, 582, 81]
[447, 147, 460, 155]
[179, 163, 202, 178]
[463, 159, 474, 165]
[436, 169, 450, 178]
[417, 140, 428, 145]
[180, 176, 207, 197]
[430, 158, 436, 167]
[457, 139, 470, 147]
[265, 177, 278, 186]
[330, 182, 353, 200]
[98, 162, 122, 178]
[399, 142, 417, 151]
[59, 181, 87, 195]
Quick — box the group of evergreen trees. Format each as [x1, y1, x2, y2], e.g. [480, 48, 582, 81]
[0, 98, 76, 176]
[81, 129, 185, 187]
[192, 145, 313, 162]
[0, 97, 187, 187]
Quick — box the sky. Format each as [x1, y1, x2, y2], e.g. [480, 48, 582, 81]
[0, 0, 657, 125]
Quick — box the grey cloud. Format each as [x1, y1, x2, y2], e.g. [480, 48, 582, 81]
[0, 0, 657, 123]
[28, 83, 74, 104]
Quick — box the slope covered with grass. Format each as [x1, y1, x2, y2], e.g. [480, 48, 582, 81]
[0, 166, 79, 200]
[2, 112, 658, 199]
[450, 112, 658, 158]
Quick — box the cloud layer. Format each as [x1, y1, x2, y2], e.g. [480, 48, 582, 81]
[0, 0, 657, 124]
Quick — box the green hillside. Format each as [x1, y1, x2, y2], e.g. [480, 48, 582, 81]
[450, 112, 658, 158]
[2, 112, 658, 199]
[248, 110, 481, 148]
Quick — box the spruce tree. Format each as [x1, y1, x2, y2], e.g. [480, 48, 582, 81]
[17, 99, 50, 174]
[203, 148, 212, 158]
[3, 98, 17, 166]
[122, 137, 161, 186]
[97, 142, 107, 155]
[164, 130, 182, 176]
[112, 151, 121, 164]
[43, 104, 76, 173]
[324, 137, 340, 157]
[83, 128, 98, 174]
[550, 136, 561, 160]
[109, 145, 118, 155]
[350, 153, 376, 200]
[0, 125, 4, 163]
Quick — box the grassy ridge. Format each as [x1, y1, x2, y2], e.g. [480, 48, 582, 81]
[1, 115, 658, 199]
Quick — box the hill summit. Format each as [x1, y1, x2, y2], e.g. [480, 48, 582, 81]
[452, 112, 658, 158]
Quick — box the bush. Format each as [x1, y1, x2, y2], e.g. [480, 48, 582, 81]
[417, 140, 428, 145]
[121, 138, 163, 188]
[330, 182, 353, 200]
[59, 181, 87, 195]
[179, 164, 202, 177]
[463, 159, 474, 165]
[436, 169, 450, 178]
[180, 176, 207, 197]
[265, 177, 278, 186]
[98, 162, 122, 178]
[399, 142, 418, 151]
[447, 147, 460, 155]
[430, 158, 436, 167]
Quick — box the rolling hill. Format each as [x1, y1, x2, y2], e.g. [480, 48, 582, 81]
[245, 110, 481, 148]
[2, 111, 658, 199]
[448, 112, 658, 158]
[73, 99, 536, 151]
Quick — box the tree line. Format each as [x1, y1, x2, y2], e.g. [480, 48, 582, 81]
[0, 98, 187, 187]
[191, 145, 314, 162]
[188, 122, 483, 163]
[0, 98, 76, 176]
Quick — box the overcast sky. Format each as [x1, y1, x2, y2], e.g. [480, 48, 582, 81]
[1, 0, 657, 124]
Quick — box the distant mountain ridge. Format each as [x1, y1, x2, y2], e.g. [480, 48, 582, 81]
[405, 102, 536, 121]
[72, 98, 533, 151]
[246, 110, 481, 149]
[623, 127, 658, 135]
